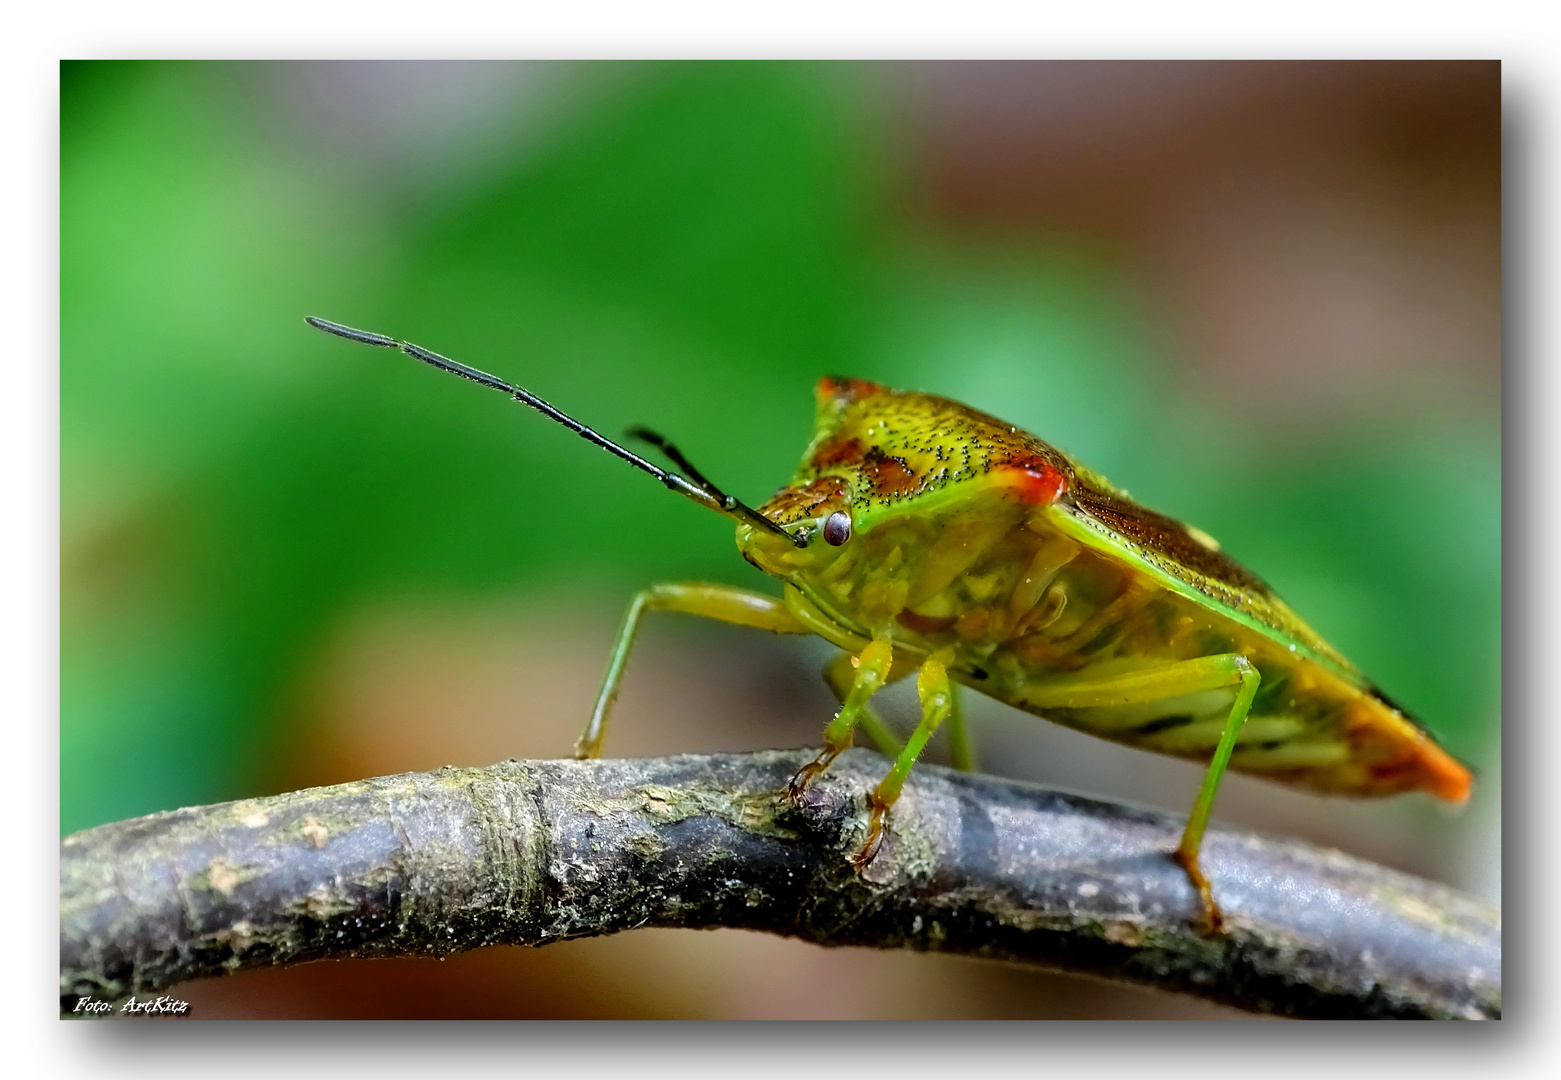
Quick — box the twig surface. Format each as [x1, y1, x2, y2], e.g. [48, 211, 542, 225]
[60, 749, 1501, 1018]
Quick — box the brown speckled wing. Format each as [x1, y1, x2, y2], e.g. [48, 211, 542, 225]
[1057, 478, 1361, 681]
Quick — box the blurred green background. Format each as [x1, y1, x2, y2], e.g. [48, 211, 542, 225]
[61, 60, 1500, 1018]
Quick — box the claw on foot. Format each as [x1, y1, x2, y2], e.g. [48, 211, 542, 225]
[786, 745, 845, 803]
[785, 766, 818, 803]
[1172, 846, 1224, 935]
[849, 793, 889, 871]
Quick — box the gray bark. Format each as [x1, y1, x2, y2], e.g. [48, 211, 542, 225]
[60, 748, 1501, 1019]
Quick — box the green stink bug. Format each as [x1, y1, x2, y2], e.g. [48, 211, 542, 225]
[306, 316, 1472, 931]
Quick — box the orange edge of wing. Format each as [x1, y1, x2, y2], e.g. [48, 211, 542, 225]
[1415, 737, 1474, 804]
[1355, 697, 1473, 803]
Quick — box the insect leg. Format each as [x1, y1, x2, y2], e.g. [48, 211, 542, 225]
[821, 651, 905, 759]
[1020, 653, 1259, 932]
[1173, 657, 1260, 933]
[785, 637, 895, 801]
[851, 649, 957, 869]
[575, 583, 809, 759]
[945, 684, 976, 772]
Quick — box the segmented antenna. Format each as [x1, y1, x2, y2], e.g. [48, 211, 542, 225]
[626, 426, 723, 497]
[305, 317, 803, 547]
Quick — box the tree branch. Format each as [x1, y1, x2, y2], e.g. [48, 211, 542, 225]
[60, 748, 1500, 1019]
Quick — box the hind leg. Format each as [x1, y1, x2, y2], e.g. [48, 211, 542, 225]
[944, 684, 975, 772]
[1171, 660, 1261, 932]
[1020, 654, 1261, 931]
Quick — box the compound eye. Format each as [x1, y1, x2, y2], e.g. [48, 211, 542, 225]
[822, 511, 852, 546]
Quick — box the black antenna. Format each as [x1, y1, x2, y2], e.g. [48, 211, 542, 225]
[306, 317, 803, 547]
[626, 426, 723, 497]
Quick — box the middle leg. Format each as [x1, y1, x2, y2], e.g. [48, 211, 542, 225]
[851, 648, 957, 868]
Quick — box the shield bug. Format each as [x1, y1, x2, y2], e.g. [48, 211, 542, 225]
[307, 316, 1472, 931]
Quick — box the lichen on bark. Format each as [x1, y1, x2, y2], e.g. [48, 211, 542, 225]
[60, 749, 1500, 1019]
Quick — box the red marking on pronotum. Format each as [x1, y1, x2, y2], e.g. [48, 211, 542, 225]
[1000, 459, 1069, 505]
[817, 375, 886, 402]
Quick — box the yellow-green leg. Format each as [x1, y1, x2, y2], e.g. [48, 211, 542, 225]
[851, 650, 956, 868]
[1172, 657, 1260, 932]
[1020, 653, 1261, 932]
[821, 651, 906, 760]
[785, 637, 896, 801]
[944, 684, 976, 772]
[575, 583, 809, 759]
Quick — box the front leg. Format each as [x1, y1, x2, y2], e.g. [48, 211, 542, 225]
[575, 583, 808, 759]
[786, 637, 896, 801]
[820, 650, 905, 759]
